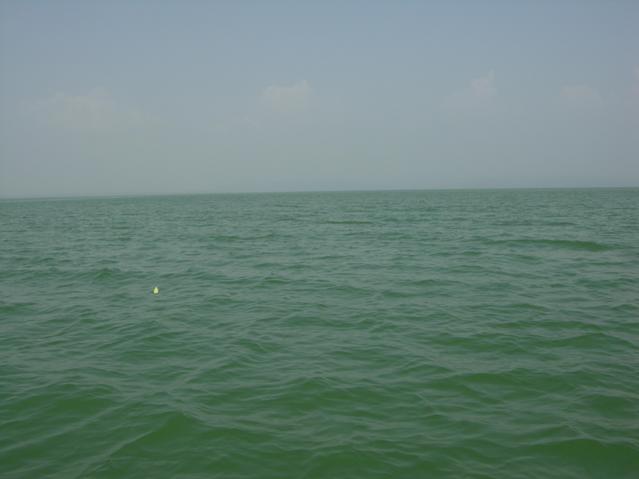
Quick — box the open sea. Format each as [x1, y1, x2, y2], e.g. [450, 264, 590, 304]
[1, 188, 638, 478]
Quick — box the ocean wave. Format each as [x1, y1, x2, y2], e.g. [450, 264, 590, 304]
[324, 220, 374, 225]
[489, 238, 614, 252]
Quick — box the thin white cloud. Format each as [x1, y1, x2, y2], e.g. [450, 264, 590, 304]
[470, 70, 497, 101]
[444, 70, 497, 112]
[261, 80, 312, 113]
[26, 88, 152, 130]
[560, 84, 603, 108]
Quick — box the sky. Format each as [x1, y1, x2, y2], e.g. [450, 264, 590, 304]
[0, 0, 638, 197]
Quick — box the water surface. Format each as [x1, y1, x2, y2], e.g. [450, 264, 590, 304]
[1, 189, 638, 478]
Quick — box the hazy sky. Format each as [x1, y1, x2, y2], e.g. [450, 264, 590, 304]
[1, 0, 638, 197]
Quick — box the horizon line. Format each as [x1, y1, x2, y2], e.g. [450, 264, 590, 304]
[1, 184, 638, 202]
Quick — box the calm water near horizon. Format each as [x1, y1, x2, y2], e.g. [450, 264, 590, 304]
[1, 188, 638, 478]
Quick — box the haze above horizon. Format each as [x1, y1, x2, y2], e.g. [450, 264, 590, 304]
[1, 1, 638, 198]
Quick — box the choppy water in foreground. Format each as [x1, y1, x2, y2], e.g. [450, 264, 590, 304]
[1, 188, 638, 478]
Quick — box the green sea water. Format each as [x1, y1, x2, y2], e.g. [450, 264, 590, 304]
[1, 188, 638, 478]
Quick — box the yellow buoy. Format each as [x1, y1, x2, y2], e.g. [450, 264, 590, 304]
[152, 286, 159, 295]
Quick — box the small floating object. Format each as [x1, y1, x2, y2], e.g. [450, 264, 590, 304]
[152, 286, 159, 295]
